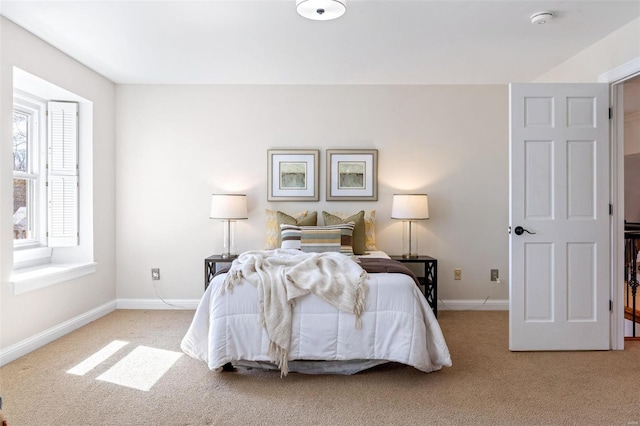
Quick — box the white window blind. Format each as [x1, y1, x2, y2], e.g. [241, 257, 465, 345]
[47, 101, 78, 247]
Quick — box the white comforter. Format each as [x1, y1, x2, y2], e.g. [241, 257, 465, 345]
[181, 264, 452, 375]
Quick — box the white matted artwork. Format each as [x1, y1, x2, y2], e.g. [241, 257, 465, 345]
[327, 149, 378, 201]
[268, 149, 319, 201]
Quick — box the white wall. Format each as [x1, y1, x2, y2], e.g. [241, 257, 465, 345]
[116, 84, 510, 303]
[0, 18, 116, 349]
[536, 17, 640, 83]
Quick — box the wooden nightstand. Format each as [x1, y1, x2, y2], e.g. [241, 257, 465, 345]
[204, 255, 237, 290]
[389, 255, 438, 317]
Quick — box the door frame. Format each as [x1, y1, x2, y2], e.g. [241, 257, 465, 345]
[599, 56, 640, 350]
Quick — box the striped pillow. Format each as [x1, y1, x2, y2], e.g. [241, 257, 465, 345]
[301, 228, 342, 253]
[280, 224, 303, 250]
[322, 210, 365, 254]
[323, 210, 377, 252]
[280, 223, 355, 256]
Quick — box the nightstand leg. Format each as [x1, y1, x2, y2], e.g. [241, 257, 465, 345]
[425, 260, 438, 317]
[205, 261, 215, 291]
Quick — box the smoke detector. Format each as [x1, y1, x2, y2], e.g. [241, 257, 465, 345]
[530, 11, 554, 24]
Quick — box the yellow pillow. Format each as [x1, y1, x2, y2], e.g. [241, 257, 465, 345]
[364, 210, 377, 251]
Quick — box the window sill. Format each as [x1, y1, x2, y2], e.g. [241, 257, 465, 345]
[13, 245, 52, 269]
[10, 262, 97, 295]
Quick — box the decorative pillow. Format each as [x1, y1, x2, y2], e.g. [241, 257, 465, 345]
[280, 224, 302, 250]
[277, 211, 317, 247]
[322, 211, 365, 255]
[324, 210, 377, 252]
[277, 210, 317, 227]
[266, 209, 308, 249]
[364, 210, 377, 251]
[301, 228, 342, 254]
[280, 223, 355, 256]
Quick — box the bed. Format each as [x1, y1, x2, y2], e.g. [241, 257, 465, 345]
[181, 248, 452, 376]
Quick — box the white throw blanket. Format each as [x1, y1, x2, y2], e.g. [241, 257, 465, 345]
[223, 249, 368, 376]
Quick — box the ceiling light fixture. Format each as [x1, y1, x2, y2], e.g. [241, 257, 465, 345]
[530, 11, 554, 25]
[296, 0, 346, 21]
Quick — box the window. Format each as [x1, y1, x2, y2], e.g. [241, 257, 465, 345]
[13, 95, 45, 246]
[12, 94, 79, 249]
[13, 109, 32, 240]
[11, 67, 95, 293]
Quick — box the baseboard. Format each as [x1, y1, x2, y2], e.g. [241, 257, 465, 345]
[116, 298, 200, 310]
[438, 299, 509, 311]
[0, 300, 117, 367]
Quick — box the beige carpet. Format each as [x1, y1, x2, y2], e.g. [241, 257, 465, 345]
[1, 309, 639, 426]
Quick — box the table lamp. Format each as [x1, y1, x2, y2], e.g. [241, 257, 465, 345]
[210, 194, 248, 258]
[391, 194, 429, 258]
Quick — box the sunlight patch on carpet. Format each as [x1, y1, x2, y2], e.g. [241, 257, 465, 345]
[96, 346, 183, 391]
[67, 340, 129, 376]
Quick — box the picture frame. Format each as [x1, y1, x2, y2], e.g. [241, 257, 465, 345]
[268, 149, 319, 201]
[326, 149, 378, 201]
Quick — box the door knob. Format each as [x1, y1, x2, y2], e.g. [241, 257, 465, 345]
[514, 226, 536, 236]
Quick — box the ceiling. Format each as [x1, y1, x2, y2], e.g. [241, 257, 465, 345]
[1, 0, 639, 85]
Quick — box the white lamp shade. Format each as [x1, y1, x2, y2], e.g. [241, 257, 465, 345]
[296, 0, 346, 21]
[391, 194, 429, 220]
[209, 194, 248, 219]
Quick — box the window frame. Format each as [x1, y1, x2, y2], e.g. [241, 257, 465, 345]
[13, 91, 47, 251]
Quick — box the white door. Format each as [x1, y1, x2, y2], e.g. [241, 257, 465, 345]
[509, 83, 610, 351]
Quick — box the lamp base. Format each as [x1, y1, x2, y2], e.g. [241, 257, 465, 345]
[221, 220, 237, 260]
[401, 221, 419, 260]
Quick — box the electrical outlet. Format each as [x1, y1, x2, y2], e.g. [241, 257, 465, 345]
[491, 269, 499, 282]
[454, 268, 462, 280]
[151, 268, 160, 280]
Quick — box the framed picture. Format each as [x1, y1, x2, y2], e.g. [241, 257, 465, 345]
[326, 149, 378, 201]
[268, 149, 319, 201]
